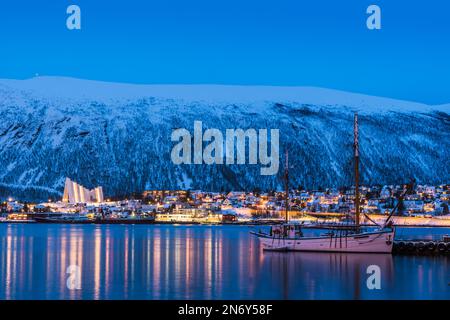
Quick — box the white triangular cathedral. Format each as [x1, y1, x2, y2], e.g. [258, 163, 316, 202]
[62, 178, 104, 203]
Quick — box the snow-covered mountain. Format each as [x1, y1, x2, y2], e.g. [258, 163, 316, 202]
[0, 77, 448, 201]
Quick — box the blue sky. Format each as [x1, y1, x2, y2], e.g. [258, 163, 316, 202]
[0, 0, 449, 104]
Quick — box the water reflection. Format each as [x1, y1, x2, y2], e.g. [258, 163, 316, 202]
[260, 252, 394, 299]
[0, 224, 448, 300]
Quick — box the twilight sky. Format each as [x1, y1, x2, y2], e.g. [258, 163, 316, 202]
[0, 0, 449, 104]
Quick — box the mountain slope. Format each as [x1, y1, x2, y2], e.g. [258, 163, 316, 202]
[0, 77, 448, 201]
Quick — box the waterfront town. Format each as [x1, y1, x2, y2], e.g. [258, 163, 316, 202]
[0, 178, 449, 225]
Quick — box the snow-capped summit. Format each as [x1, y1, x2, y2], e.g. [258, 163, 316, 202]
[0, 76, 448, 113]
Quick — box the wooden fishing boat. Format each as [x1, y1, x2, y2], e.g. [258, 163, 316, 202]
[252, 114, 411, 254]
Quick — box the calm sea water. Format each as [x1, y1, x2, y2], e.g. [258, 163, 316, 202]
[0, 224, 448, 300]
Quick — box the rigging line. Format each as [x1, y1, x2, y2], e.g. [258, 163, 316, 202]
[363, 213, 382, 228]
[334, 231, 338, 248]
[383, 179, 415, 228]
[345, 231, 349, 246]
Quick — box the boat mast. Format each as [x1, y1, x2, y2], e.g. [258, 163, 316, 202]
[284, 149, 289, 223]
[354, 113, 360, 228]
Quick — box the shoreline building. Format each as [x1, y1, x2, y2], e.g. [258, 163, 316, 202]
[62, 178, 104, 204]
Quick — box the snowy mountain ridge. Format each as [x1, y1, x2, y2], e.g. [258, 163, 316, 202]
[1, 76, 448, 113]
[0, 77, 448, 201]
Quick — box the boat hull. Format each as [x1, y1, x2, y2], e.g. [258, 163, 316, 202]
[252, 229, 395, 253]
[95, 218, 155, 224]
[34, 217, 94, 224]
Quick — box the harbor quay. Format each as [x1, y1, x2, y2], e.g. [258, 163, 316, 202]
[1, 178, 449, 227]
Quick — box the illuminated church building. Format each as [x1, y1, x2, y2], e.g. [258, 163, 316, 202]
[62, 178, 104, 203]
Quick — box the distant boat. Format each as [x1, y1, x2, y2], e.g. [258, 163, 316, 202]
[34, 214, 156, 224]
[35, 214, 94, 224]
[251, 114, 409, 254]
[94, 216, 155, 224]
[0, 214, 36, 223]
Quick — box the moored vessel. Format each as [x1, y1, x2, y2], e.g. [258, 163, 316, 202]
[94, 216, 155, 224]
[251, 224, 395, 253]
[34, 214, 94, 224]
[251, 113, 407, 254]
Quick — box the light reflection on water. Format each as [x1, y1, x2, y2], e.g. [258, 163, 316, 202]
[0, 224, 448, 300]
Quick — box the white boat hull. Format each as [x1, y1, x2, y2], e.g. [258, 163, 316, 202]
[253, 229, 395, 253]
